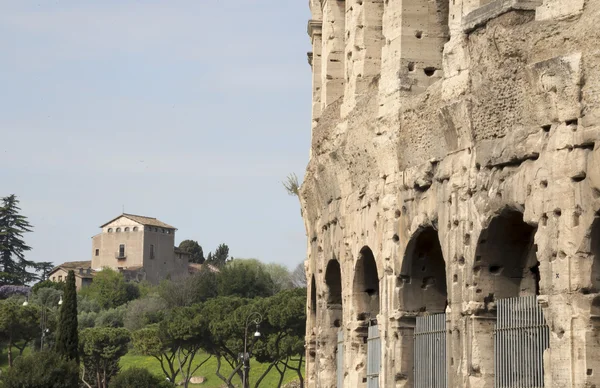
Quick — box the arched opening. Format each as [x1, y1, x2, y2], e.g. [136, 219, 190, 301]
[325, 259, 343, 327]
[324, 259, 343, 388]
[310, 275, 317, 320]
[475, 209, 538, 303]
[352, 246, 380, 321]
[474, 209, 540, 386]
[398, 227, 448, 388]
[400, 227, 447, 313]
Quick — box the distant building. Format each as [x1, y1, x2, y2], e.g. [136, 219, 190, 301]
[91, 213, 190, 284]
[47, 261, 94, 290]
[48, 213, 191, 288]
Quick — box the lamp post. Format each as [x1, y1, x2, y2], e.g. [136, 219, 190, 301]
[23, 294, 63, 351]
[240, 312, 262, 388]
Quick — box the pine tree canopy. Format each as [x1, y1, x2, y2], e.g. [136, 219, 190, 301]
[0, 194, 36, 286]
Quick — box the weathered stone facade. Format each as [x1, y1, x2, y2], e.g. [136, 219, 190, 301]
[301, 0, 600, 387]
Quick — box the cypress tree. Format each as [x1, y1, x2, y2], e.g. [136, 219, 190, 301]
[56, 270, 79, 363]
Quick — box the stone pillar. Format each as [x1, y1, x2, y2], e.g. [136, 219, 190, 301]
[321, 0, 346, 112]
[341, 0, 384, 117]
[379, 0, 450, 115]
[308, 20, 323, 129]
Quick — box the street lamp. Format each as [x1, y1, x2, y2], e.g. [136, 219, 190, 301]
[23, 292, 63, 351]
[241, 312, 262, 388]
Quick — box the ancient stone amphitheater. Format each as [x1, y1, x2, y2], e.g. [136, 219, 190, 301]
[299, 1, 600, 387]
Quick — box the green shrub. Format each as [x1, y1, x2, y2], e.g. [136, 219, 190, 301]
[108, 367, 172, 388]
[95, 307, 126, 328]
[78, 311, 98, 329]
[31, 280, 64, 294]
[0, 350, 79, 388]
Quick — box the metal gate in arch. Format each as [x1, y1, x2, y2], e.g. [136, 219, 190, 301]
[336, 330, 344, 388]
[414, 313, 447, 388]
[367, 324, 381, 388]
[494, 295, 550, 388]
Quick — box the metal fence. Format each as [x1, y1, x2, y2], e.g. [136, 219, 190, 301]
[414, 313, 447, 388]
[337, 330, 344, 388]
[494, 295, 549, 388]
[367, 325, 381, 388]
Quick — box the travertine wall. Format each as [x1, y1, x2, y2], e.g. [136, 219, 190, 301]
[301, 0, 600, 387]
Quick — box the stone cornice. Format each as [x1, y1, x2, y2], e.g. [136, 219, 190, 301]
[307, 19, 323, 39]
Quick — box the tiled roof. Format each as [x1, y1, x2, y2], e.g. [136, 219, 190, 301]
[49, 261, 94, 278]
[100, 213, 176, 229]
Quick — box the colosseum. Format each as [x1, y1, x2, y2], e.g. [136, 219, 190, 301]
[299, 1, 600, 387]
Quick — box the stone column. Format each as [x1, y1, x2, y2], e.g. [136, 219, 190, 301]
[341, 0, 384, 117]
[379, 0, 450, 115]
[308, 20, 323, 129]
[321, 0, 346, 112]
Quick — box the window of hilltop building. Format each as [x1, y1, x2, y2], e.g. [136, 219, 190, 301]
[95, 249, 99, 256]
[124, 227, 129, 232]
[58, 275, 62, 282]
[166, 230, 171, 234]
[133, 227, 138, 232]
[108, 228, 113, 233]
[52, 276, 55, 281]
[162, 228, 165, 233]
[150, 244, 155, 259]
[119, 244, 125, 258]
[116, 227, 121, 233]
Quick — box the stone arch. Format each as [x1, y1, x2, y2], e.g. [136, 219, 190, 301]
[325, 259, 343, 327]
[475, 209, 539, 304]
[400, 226, 448, 313]
[395, 226, 448, 387]
[352, 246, 380, 321]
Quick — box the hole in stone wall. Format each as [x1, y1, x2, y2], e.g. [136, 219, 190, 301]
[408, 62, 415, 72]
[540, 180, 548, 188]
[395, 209, 402, 218]
[566, 118, 578, 127]
[353, 246, 380, 319]
[415, 30, 423, 39]
[541, 124, 551, 133]
[393, 234, 400, 243]
[475, 210, 538, 301]
[554, 209, 562, 217]
[587, 369, 593, 376]
[424, 67, 436, 77]
[571, 172, 587, 182]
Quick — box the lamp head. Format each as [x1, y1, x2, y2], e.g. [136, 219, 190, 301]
[58, 296, 63, 306]
[22, 300, 28, 307]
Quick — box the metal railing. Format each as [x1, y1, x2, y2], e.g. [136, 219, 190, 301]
[494, 296, 549, 388]
[337, 330, 344, 388]
[414, 313, 447, 388]
[367, 324, 381, 388]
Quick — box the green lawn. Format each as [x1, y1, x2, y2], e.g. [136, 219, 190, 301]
[119, 351, 303, 388]
[1, 349, 303, 387]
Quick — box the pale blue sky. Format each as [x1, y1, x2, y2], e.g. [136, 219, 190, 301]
[0, 1, 313, 269]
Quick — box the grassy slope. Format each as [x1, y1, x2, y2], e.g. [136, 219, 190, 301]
[120, 351, 303, 388]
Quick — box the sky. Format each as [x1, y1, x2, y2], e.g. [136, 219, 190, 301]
[0, 1, 313, 269]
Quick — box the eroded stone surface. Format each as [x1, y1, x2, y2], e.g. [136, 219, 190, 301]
[302, 0, 600, 387]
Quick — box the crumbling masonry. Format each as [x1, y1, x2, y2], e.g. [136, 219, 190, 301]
[300, 0, 600, 387]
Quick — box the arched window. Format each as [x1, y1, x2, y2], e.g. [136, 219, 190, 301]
[353, 246, 380, 320]
[133, 227, 138, 232]
[116, 228, 121, 233]
[124, 227, 130, 232]
[107, 228, 113, 233]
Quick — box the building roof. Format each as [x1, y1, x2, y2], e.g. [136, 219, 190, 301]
[49, 261, 94, 278]
[100, 213, 176, 229]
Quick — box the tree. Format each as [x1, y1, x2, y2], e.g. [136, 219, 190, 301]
[80, 327, 131, 388]
[265, 263, 293, 293]
[79, 268, 138, 309]
[0, 300, 40, 366]
[0, 350, 79, 388]
[32, 279, 64, 294]
[206, 243, 230, 267]
[56, 270, 79, 363]
[123, 295, 167, 331]
[253, 288, 307, 388]
[32, 261, 54, 281]
[132, 306, 212, 388]
[109, 367, 172, 388]
[217, 259, 276, 298]
[178, 240, 204, 264]
[157, 268, 218, 308]
[290, 262, 307, 288]
[0, 194, 36, 285]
